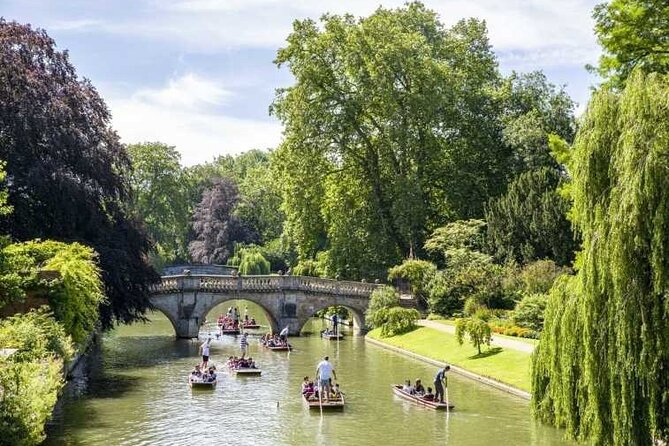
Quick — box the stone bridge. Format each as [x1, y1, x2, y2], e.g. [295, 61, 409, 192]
[149, 273, 380, 338]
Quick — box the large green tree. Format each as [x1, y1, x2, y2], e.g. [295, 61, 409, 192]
[271, 3, 510, 278]
[532, 70, 669, 445]
[0, 20, 157, 327]
[499, 72, 576, 174]
[485, 167, 576, 265]
[592, 0, 669, 88]
[127, 142, 191, 265]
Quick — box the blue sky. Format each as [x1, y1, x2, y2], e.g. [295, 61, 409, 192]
[2, 0, 601, 165]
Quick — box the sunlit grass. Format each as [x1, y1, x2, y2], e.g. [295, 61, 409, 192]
[429, 319, 540, 346]
[368, 326, 531, 392]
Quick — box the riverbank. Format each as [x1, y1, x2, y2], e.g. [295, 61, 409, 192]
[366, 326, 532, 397]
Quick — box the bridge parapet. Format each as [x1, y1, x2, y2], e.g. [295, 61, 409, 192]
[150, 274, 379, 297]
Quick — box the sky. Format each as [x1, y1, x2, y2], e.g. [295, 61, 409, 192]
[2, 0, 601, 166]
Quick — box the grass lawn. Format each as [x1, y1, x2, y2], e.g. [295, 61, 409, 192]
[430, 319, 540, 346]
[367, 326, 532, 392]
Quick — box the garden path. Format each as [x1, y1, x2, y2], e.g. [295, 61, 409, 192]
[417, 320, 537, 354]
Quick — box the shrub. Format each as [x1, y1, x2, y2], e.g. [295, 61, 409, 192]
[1, 240, 104, 344]
[0, 308, 73, 446]
[292, 259, 324, 277]
[0, 308, 74, 362]
[502, 260, 570, 301]
[489, 319, 538, 339]
[366, 286, 400, 327]
[512, 293, 548, 331]
[375, 307, 420, 337]
[387, 259, 437, 300]
[0, 358, 63, 446]
[427, 260, 512, 315]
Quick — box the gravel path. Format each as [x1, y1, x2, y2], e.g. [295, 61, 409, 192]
[417, 320, 536, 354]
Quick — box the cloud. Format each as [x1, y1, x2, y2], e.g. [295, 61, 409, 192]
[134, 73, 231, 110]
[50, 0, 600, 67]
[105, 74, 282, 166]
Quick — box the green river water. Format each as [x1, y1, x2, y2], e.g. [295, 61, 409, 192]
[45, 301, 576, 446]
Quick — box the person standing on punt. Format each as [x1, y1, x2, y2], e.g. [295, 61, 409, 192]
[279, 326, 289, 344]
[331, 313, 338, 335]
[200, 337, 212, 369]
[240, 332, 249, 357]
[316, 355, 337, 402]
[434, 365, 450, 404]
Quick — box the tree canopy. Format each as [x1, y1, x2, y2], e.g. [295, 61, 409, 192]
[127, 142, 192, 266]
[189, 178, 250, 264]
[0, 19, 157, 327]
[271, 2, 575, 280]
[485, 167, 576, 266]
[592, 0, 669, 87]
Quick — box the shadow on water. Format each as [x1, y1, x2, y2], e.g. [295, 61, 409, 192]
[468, 346, 502, 359]
[102, 335, 197, 370]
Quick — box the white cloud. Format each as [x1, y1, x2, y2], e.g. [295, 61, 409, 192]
[105, 74, 282, 166]
[58, 0, 601, 67]
[134, 73, 231, 110]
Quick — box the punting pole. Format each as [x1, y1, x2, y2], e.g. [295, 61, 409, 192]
[318, 378, 324, 417]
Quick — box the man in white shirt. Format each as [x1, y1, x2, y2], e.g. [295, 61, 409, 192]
[316, 356, 337, 401]
[199, 338, 212, 369]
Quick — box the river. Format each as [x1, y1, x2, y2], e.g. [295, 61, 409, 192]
[45, 301, 575, 446]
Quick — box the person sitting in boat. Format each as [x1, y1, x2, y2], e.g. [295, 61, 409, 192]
[331, 383, 342, 399]
[414, 379, 425, 395]
[250, 318, 256, 325]
[189, 365, 203, 383]
[206, 366, 217, 382]
[301, 376, 311, 395]
[247, 358, 256, 368]
[423, 387, 435, 401]
[402, 379, 415, 394]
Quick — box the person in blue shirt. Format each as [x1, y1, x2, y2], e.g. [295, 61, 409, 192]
[332, 313, 338, 335]
[434, 365, 450, 403]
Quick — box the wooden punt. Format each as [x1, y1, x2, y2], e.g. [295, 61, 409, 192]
[189, 379, 217, 390]
[302, 393, 345, 410]
[262, 344, 292, 351]
[391, 385, 454, 410]
[242, 323, 261, 329]
[321, 331, 344, 340]
[219, 328, 240, 335]
[230, 367, 262, 376]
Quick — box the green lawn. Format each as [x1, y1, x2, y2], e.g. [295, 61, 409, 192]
[367, 326, 532, 392]
[430, 319, 540, 346]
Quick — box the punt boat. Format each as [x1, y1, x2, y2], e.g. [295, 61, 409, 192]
[302, 393, 345, 410]
[391, 385, 454, 410]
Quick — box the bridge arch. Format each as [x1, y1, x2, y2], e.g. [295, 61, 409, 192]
[148, 301, 182, 336]
[295, 303, 366, 335]
[199, 295, 280, 334]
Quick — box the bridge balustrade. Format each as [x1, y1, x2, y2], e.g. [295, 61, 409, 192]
[150, 274, 378, 297]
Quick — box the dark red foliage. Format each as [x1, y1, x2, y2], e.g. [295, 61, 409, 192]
[189, 177, 254, 264]
[0, 19, 158, 328]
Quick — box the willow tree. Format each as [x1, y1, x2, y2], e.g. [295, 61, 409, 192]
[532, 70, 669, 445]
